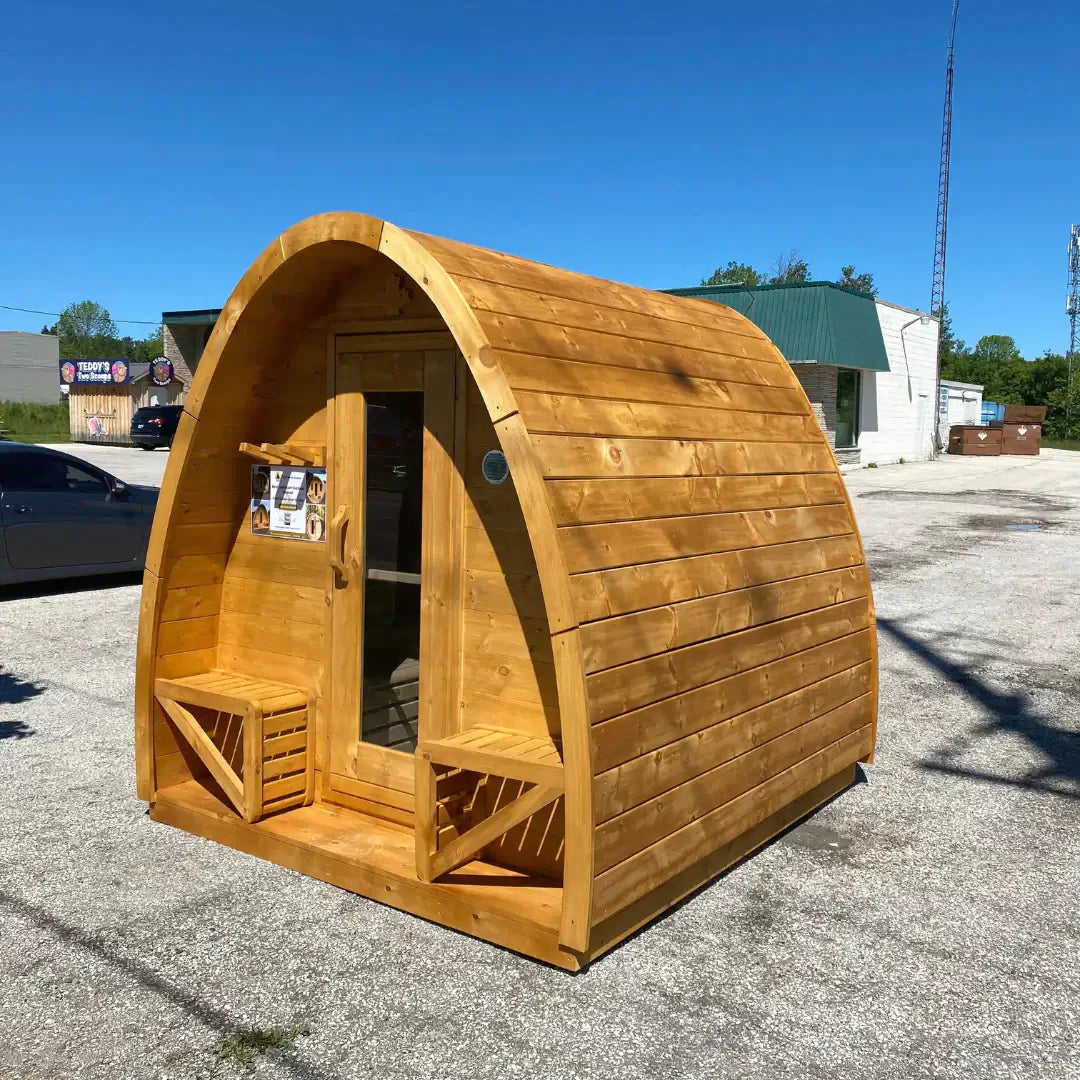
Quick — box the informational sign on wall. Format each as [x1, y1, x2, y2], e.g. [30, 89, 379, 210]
[250, 465, 327, 542]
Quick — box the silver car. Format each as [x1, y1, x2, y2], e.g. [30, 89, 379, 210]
[0, 443, 157, 586]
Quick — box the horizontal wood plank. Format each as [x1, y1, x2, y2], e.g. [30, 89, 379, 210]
[591, 629, 872, 772]
[220, 577, 327, 626]
[580, 567, 868, 673]
[464, 569, 548, 619]
[463, 611, 554, 663]
[547, 473, 845, 526]
[586, 598, 869, 722]
[493, 348, 797, 406]
[593, 662, 874, 821]
[517, 392, 818, 441]
[560, 503, 853, 574]
[161, 553, 228, 591]
[595, 693, 873, 871]
[592, 725, 873, 921]
[456, 277, 778, 364]
[532, 435, 836, 479]
[217, 612, 324, 662]
[157, 616, 218, 656]
[570, 534, 865, 623]
[160, 583, 223, 623]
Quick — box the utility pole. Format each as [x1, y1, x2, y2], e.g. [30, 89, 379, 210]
[930, 0, 960, 454]
[1067, 225, 1079, 439]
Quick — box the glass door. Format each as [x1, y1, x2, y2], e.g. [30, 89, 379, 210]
[358, 391, 423, 753]
[326, 332, 459, 816]
[835, 369, 861, 449]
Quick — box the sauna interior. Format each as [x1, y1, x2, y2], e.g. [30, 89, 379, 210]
[136, 214, 877, 970]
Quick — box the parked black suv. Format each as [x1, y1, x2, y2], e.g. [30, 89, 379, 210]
[130, 404, 183, 449]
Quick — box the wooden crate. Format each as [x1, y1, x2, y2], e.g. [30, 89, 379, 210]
[948, 425, 1002, 456]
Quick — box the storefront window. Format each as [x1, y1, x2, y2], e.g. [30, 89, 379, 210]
[835, 369, 860, 448]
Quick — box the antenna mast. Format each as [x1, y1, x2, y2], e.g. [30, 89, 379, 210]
[931, 0, 960, 319]
[1067, 225, 1080, 439]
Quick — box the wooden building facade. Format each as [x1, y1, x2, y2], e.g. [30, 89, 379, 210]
[68, 364, 187, 445]
[135, 213, 877, 969]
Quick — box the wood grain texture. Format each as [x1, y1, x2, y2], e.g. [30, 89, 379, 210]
[136, 211, 874, 964]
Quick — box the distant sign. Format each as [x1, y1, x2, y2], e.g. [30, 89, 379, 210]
[150, 356, 174, 385]
[59, 358, 130, 385]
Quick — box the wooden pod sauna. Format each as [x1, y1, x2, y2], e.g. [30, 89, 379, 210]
[135, 213, 877, 970]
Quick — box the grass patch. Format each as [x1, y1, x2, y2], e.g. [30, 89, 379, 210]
[210, 1025, 310, 1075]
[0, 400, 69, 443]
[1043, 438, 1080, 451]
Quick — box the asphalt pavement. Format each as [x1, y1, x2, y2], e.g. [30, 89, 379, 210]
[1, 447, 1077, 1079]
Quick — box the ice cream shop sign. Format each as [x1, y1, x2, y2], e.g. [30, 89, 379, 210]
[60, 358, 131, 385]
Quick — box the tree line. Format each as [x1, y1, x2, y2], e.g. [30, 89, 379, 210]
[41, 300, 163, 366]
[701, 251, 877, 296]
[938, 307, 1077, 439]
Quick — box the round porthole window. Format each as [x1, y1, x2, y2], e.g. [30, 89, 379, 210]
[482, 449, 510, 485]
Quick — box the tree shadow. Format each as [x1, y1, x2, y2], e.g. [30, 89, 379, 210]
[0, 890, 339, 1080]
[0, 669, 45, 706]
[877, 616, 1080, 798]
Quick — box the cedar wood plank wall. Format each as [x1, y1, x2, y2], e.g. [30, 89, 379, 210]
[410, 231, 877, 932]
[148, 244, 565, 874]
[141, 215, 875, 950]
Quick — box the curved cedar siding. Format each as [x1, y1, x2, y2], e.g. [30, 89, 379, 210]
[409, 227, 876, 937]
[136, 213, 876, 966]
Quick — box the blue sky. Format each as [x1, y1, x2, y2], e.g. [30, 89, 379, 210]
[2, 1, 1076, 357]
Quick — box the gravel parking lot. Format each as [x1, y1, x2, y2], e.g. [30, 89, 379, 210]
[1, 447, 1078, 1079]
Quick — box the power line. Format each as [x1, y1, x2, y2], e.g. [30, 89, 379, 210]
[0, 303, 160, 326]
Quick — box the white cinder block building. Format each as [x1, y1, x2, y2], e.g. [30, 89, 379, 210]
[856, 299, 940, 466]
[667, 282, 941, 468]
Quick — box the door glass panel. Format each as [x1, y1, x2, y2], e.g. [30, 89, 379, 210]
[360, 391, 423, 752]
[835, 369, 860, 448]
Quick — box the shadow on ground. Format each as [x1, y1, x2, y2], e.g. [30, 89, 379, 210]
[0, 890, 333, 1080]
[878, 616, 1079, 798]
[0, 570, 143, 601]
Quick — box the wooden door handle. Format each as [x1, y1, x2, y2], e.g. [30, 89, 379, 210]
[330, 505, 349, 582]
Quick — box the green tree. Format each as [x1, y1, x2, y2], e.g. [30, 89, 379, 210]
[42, 300, 161, 363]
[700, 261, 762, 287]
[42, 300, 121, 359]
[835, 265, 877, 297]
[769, 250, 810, 284]
[973, 334, 1023, 366]
[938, 303, 970, 367]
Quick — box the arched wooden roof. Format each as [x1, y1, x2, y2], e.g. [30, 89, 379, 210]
[156, 213, 876, 953]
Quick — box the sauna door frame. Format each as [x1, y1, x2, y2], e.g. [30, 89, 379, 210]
[324, 327, 465, 817]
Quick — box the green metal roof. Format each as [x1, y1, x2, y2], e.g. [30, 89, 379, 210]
[161, 308, 221, 325]
[665, 281, 890, 372]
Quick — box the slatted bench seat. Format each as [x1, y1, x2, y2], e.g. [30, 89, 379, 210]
[155, 671, 313, 824]
[415, 726, 563, 882]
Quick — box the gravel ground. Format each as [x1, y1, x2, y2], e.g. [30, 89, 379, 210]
[1, 448, 1078, 1079]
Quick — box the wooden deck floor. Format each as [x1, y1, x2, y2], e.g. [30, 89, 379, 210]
[152, 780, 576, 970]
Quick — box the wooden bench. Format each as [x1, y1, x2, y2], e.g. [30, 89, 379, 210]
[415, 726, 563, 882]
[155, 671, 313, 823]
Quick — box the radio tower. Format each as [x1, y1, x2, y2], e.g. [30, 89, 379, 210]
[931, 0, 960, 320]
[1067, 225, 1080, 438]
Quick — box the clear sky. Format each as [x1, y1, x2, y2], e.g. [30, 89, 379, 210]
[2, 1, 1076, 357]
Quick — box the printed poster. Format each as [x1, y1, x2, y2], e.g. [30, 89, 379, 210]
[250, 465, 327, 542]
